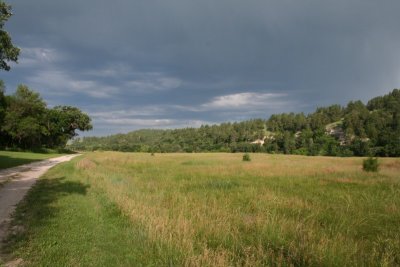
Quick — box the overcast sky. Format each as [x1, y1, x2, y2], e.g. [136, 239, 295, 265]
[2, 0, 400, 136]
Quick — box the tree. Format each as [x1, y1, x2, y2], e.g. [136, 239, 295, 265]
[2, 85, 47, 148]
[0, 80, 5, 122]
[282, 131, 295, 154]
[0, 1, 20, 71]
[43, 106, 92, 147]
[0, 80, 7, 147]
[1, 85, 93, 149]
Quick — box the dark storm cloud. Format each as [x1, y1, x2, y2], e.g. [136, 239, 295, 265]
[3, 0, 400, 135]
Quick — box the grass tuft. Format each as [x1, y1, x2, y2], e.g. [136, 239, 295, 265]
[363, 157, 379, 172]
[242, 153, 251, 161]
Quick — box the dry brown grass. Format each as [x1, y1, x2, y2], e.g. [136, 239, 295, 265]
[75, 158, 96, 170]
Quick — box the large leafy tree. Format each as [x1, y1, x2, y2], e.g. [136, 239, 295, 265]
[0, 0, 18, 146]
[1, 85, 93, 149]
[2, 85, 47, 148]
[0, 0, 20, 71]
[44, 106, 92, 147]
[0, 80, 7, 146]
[0, 80, 5, 121]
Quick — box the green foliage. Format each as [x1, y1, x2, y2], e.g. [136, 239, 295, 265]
[43, 106, 93, 147]
[2, 85, 47, 148]
[267, 112, 308, 132]
[0, 1, 20, 71]
[242, 153, 251, 161]
[0, 84, 92, 149]
[0, 81, 6, 142]
[308, 105, 344, 131]
[363, 157, 379, 172]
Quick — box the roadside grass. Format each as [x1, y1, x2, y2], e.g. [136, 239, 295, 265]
[5, 152, 400, 266]
[0, 151, 64, 170]
[3, 157, 182, 266]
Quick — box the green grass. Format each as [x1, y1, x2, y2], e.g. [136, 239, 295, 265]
[0, 151, 64, 170]
[3, 158, 181, 266]
[4, 152, 400, 266]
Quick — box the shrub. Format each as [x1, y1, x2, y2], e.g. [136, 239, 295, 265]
[242, 153, 251, 162]
[293, 148, 308, 155]
[363, 157, 379, 172]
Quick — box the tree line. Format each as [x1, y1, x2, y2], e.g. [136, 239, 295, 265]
[70, 89, 400, 157]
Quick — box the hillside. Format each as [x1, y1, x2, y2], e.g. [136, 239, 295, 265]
[69, 89, 400, 157]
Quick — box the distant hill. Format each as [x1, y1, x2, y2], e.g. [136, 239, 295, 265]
[69, 89, 400, 157]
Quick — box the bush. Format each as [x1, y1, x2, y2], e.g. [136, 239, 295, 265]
[242, 153, 251, 162]
[293, 148, 308, 155]
[363, 157, 379, 172]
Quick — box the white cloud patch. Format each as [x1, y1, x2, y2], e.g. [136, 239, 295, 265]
[102, 118, 174, 126]
[203, 92, 287, 109]
[125, 73, 182, 92]
[90, 106, 165, 119]
[17, 47, 64, 68]
[27, 70, 119, 98]
[85, 63, 133, 78]
[95, 116, 214, 129]
[86, 105, 215, 133]
[87, 65, 182, 93]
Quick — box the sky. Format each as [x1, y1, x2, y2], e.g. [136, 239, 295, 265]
[2, 0, 400, 136]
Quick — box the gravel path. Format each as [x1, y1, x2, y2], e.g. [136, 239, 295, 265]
[0, 154, 80, 244]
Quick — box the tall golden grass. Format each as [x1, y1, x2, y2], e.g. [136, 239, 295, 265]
[74, 152, 400, 266]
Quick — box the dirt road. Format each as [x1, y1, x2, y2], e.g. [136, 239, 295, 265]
[0, 154, 80, 244]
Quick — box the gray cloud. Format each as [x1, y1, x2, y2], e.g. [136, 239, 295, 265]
[3, 0, 400, 135]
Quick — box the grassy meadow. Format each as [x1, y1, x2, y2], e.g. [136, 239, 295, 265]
[0, 151, 64, 170]
[4, 152, 400, 266]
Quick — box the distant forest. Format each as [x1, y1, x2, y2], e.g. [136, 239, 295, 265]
[70, 89, 400, 157]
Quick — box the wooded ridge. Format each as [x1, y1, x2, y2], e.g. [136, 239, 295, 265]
[69, 89, 400, 157]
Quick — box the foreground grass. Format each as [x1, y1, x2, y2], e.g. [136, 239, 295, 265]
[3, 156, 181, 266]
[5, 153, 400, 266]
[0, 151, 63, 170]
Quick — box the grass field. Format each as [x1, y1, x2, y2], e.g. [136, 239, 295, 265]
[0, 151, 64, 170]
[4, 152, 400, 266]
